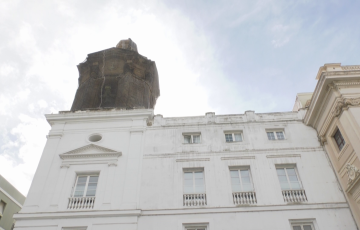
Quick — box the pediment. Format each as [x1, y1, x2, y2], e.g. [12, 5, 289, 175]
[59, 144, 122, 160]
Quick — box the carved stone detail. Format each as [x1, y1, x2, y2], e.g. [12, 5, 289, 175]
[346, 163, 360, 186]
[332, 97, 360, 117]
[319, 135, 327, 146]
[146, 118, 153, 126]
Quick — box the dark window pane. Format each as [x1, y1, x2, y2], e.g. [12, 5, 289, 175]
[334, 129, 345, 151]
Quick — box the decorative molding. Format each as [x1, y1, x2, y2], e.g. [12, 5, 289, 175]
[319, 97, 360, 137]
[46, 134, 63, 139]
[333, 80, 360, 87]
[337, 144, 349, 161]
[352, 188, 360, 202]
[266, 154, 301, 158]
[108, 161, 118, 167]
[332, 97, 360, 117]
[146, 118, 153, 126]
[319, 135, 327, 146]
[59, 152, 121, 160]
[60, 164, 70, 168]
[176, 158, 210, 162]
[59, 144, 121, 167]
[345, 164, 360, 193]
[341, 65, 360, 70]
[143, 147, 324, 159]
[62, 144, 119, 155]
[221, 156, 255, 160]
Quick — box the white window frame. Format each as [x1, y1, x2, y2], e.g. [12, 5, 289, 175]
[185, 227, 207, 230]
[276, 165, 303, 190]
[183, 223, 208, 230]
[291, 223, 315, 230]
[62, 228, 87, 230]
[333, 127, 346, 151]
[289, 219, 317, 230]
[229, 166, 254, 192]
[72, 174, 99, 197]
[183, 133, 201, 144]
[183, 168, 206, 194]
[224, 131, 243, 143]
[266, 129, 286, 140]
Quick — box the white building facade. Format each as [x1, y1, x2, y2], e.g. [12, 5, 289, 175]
[13, 109, 357, 230]
[12, 41, 358, 230]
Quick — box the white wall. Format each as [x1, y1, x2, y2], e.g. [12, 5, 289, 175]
[14, 109, 356, 230]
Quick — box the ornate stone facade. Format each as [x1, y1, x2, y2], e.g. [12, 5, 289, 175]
[298, 63, 360, 228]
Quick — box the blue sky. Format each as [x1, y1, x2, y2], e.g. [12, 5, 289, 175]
[0, 0, 359, 194]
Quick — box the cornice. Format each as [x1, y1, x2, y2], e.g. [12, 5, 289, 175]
[143, 146, 324, 159]
[14, 209, 141, 220]
[46, 109, 154, 125]
[221, 156, 255, 160]
[266, 154, 301, 158]
[176, 158, 210, 162]
[318, 96, 360, 143]
[304, 75, 360, 126]
[62, 144, 119, 155]
[341, 65, 360, 71]
[59, 152, 121, 160]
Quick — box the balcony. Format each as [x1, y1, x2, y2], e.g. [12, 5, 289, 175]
[183, 193, 207, 206]
[282, 189, 307, 203]
[67, 196, 95, 209]
[232, 191, 257, 205]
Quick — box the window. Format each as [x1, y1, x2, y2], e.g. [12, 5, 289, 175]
[73, 175, 99, 197]
[184, 170, 205, 194]
[230, 168, 253, 192]
[334, 128, 345, 151]
[184, 223, 208, 230]
[185, 227, 206, 230]
[276, 167, 301, 190]
[291, 223, 314, 230]
[62, 228, 87, 230]
[267, 130, 285, 140]
[184, 134, 201, 144]
[0, 200, 6, 218]
[225, 132, 242, 142]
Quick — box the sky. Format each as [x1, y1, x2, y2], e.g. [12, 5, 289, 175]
[0, 0, 359, 195]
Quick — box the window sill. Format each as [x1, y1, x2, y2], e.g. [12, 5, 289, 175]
[225, 141, 243, 144]
[183, 143, 201, 145]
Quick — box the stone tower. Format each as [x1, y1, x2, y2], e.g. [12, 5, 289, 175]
[71, 38, 160, 111]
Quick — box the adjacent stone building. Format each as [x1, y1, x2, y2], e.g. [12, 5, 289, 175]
[0, 175, 26, 230]
[13, 41, 359, 230]
[294, 63, 360, 227]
